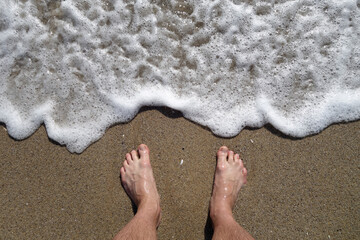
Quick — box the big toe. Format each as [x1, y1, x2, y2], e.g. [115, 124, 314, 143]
[217, 146, 228, 166]
[138, 144, 150, 163]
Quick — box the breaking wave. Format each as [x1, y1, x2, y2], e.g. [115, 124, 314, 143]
[0, 0, 359, 152]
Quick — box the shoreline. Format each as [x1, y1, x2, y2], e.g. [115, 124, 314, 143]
[1, 108, 359, 239]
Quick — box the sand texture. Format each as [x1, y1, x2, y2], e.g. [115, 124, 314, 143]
[1, 107, 359, 240]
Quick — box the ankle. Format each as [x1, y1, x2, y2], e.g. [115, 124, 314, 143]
[137, 199, 161, 226]
[211, 215, 235, 229]
[210, 198, 234, 224]
[138, 198, 160, 213]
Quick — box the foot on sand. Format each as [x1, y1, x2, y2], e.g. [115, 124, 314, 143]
[210, 146, 248, 225]
[120, 144, 161, 227]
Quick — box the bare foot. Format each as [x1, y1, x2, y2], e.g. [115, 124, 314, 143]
[210, 146, 248, 225]
[120, 144, 161, 227]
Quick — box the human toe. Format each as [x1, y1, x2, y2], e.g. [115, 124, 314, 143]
[138, 144, 149, 152]
[217, 146, 228, 167]
[131, 150, 139, 161]
[228, 150, 234, 162]
[123, 159, 129, 169]
[126, 153, 133, 162]
[242, 167, 247, 176]
[218, 146, 229, 156]
[239, 159, 244, 168]
[138, 144, 150, 162]
[242, 168, 248, 184]
[234, 154, 240, 163]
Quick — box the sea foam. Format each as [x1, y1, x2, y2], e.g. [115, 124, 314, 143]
[0, 0, 359, 152]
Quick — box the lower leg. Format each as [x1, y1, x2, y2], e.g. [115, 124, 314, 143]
[113, 209, 159, 240]
[113, 144, 161, 240]
[210, 146, 254, 240]
[212, 217, 253, 240]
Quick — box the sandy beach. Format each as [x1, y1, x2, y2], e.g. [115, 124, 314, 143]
[1, 107, 359, 240]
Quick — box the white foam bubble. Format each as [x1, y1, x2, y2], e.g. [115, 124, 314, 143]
[0, 0, 359, 152]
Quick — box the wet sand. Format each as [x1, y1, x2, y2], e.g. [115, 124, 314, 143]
[1, 107, 359, 240]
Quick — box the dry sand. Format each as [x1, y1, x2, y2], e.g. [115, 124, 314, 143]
[1, 107, 359, 240]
